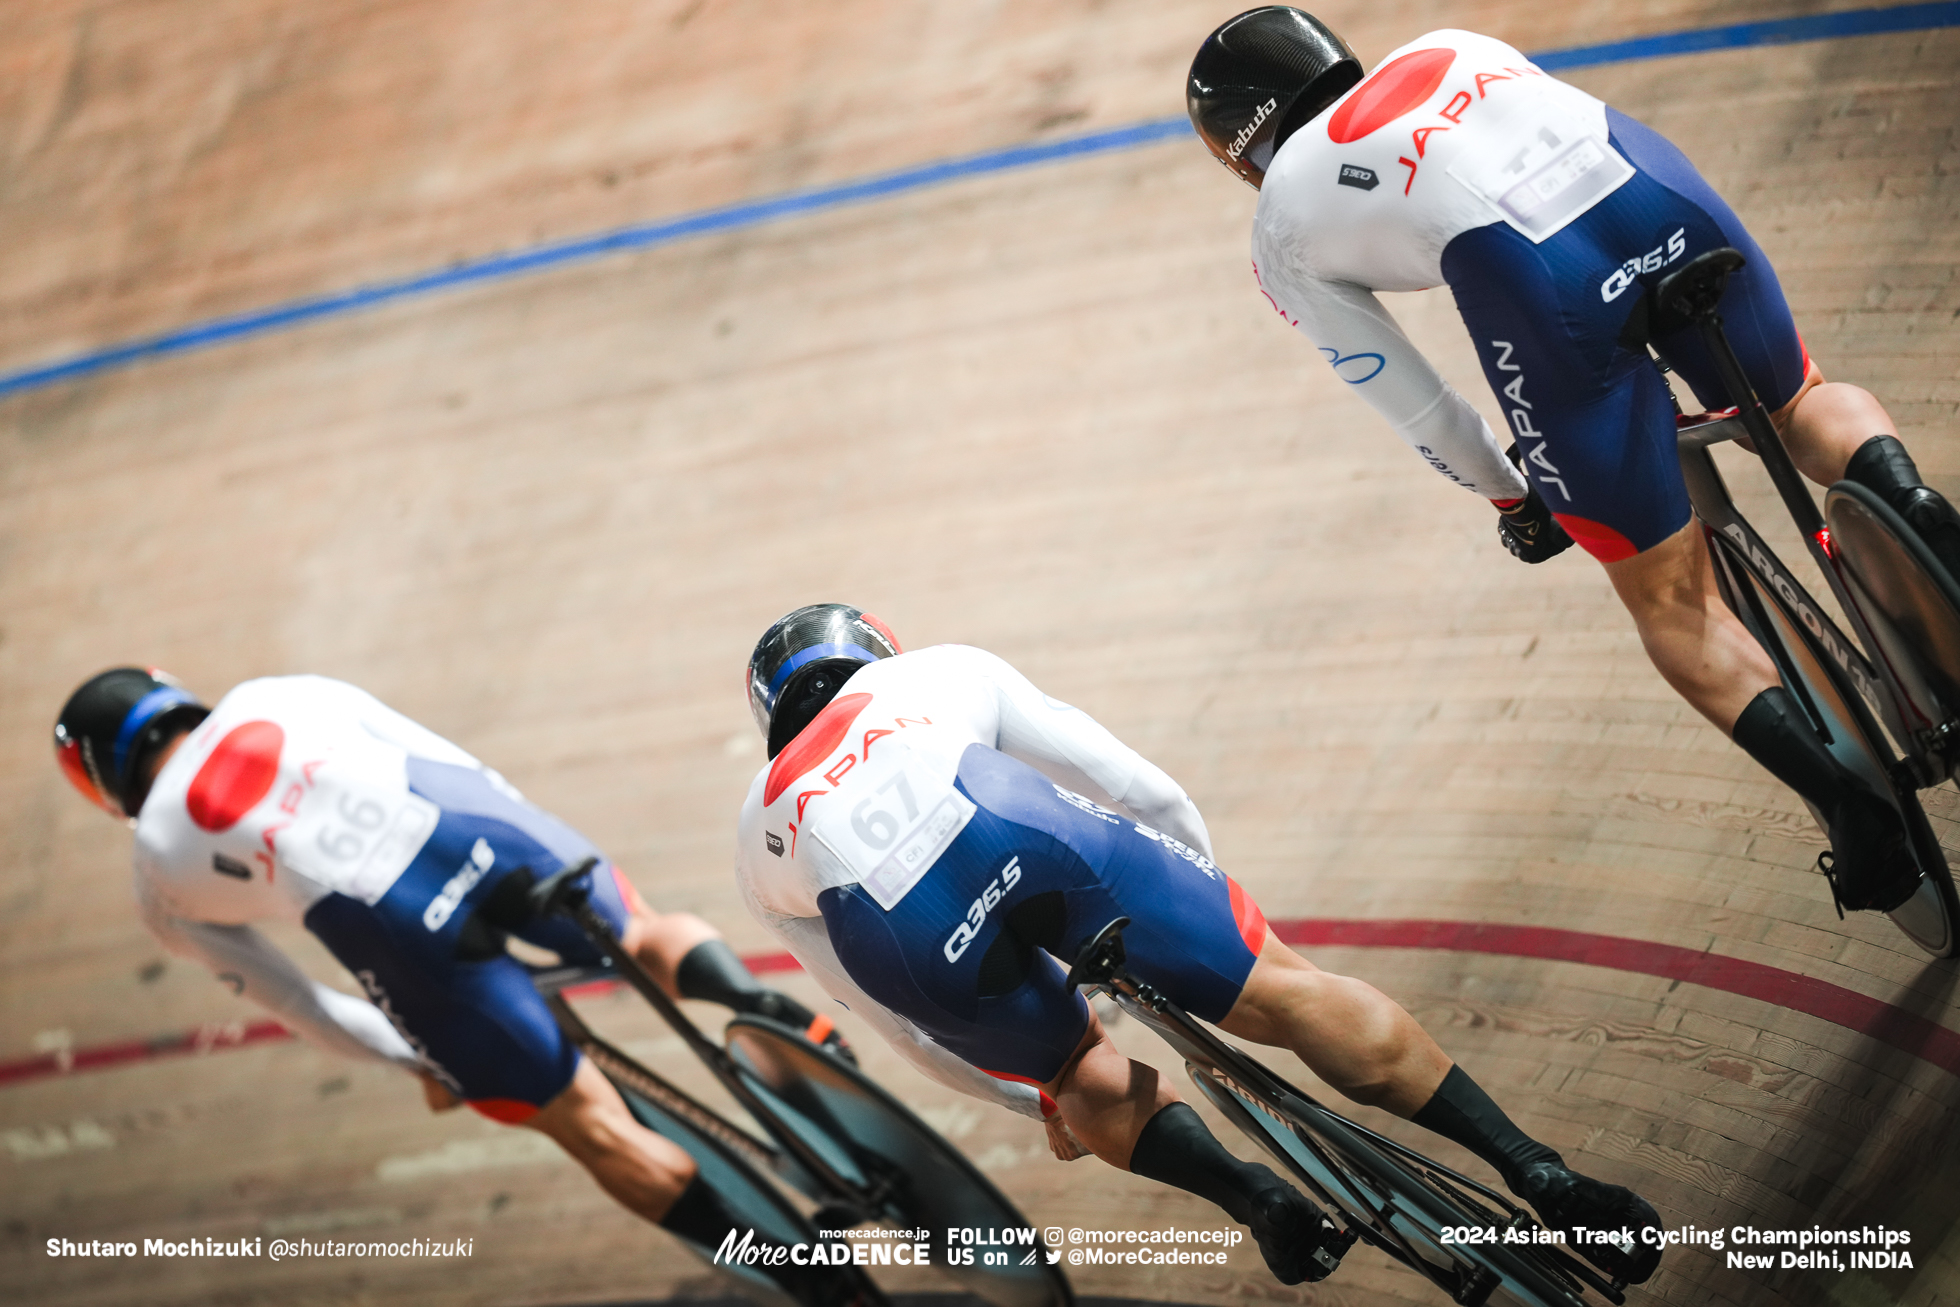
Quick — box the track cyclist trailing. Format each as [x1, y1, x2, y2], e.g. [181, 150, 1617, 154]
[733, 604, 1664, 1287]
[1187, 8, 1960, 918]
[54, 667, 852, 1287]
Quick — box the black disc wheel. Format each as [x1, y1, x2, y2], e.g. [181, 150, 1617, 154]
[726, 1016, 1073, 1307]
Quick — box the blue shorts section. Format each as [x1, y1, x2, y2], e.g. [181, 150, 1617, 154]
[303, 759, 629, 1111]
[816, 745, 1261, 1086]
[1441, 107, 1807, 559]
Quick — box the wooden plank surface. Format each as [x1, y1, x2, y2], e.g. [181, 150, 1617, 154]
[2, 3, 1957, 1306]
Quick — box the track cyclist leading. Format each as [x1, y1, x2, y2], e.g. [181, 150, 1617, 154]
[733, 603, 1665, 1287]
[54, 666, 850, 1288]
[1187, 8, 1960, 917]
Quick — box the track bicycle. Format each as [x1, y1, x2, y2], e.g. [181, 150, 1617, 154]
[1065, 918, 1629, 1307]
[522, 858, 1073, 1307]
[1656, 248, 1960, 956]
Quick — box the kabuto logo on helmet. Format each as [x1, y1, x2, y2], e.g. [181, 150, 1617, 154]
[1228, 97, 1279, 160]
[1188, 8, 1364, 190]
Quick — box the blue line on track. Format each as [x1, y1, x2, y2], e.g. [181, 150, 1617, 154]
[1533, 0, 1960, 69]
[3, 2, 1956, 401]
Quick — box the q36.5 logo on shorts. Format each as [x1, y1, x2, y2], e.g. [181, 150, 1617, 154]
[943, 857, 1023, 963]
[1601, 228, 1686, 302]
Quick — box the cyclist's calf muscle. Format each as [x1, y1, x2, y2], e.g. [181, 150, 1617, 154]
[524, 1059, 698, 1223]
[1042, 1013, 1178, 1169]
[1220, 939, 1452, 1117]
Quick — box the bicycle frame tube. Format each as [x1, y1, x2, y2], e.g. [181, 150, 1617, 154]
[1104, 974, 1620, 1305]
[537, 982, 813, 1192]
[1677, 417, 1904, 740]
[551, 895, 876, 1208]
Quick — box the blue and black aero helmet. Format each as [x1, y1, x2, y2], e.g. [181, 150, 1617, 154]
[747, 604, 901, 759]
[1188, 7, 1362, 188]
[55, 667, 210, 819]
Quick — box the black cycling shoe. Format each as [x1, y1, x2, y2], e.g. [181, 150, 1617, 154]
[748, 990, 859, 1065]
[1514, 1161, 1662, 1284]
[1845, 434, 1960, 581]
[1819, 786, 1921, 914]
[1895, 487, 1960, 583]
[1246, 1184, 1353, 1285]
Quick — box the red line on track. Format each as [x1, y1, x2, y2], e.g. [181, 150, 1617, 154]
[2, 921, 1952, 1090]
[1273, 919, 1960, 1078]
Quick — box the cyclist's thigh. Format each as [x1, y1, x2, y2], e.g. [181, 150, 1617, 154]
[511, 859, 634, 965]
[1607, 108, 1809, 412]
[306, 892, 583, 1124]
[1443, 204, 1690, 562]
[398, 756, 625, 965]
[816, 823, 1092, 1087]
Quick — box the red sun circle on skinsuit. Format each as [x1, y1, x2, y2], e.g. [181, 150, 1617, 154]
[186, 720, 285, 831]
[1326, 48, 1457, 144]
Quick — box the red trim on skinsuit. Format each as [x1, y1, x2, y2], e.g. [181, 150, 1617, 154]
[764, 692, 874, 806]
[610, 865, 650, 916]
[982, 1068, 1061, 1118]
[468, 1097, 540, 1125]
[1552, 512, 1640, 563]
[1226, 877, 1270, 957]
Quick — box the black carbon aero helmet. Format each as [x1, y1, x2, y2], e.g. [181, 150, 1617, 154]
[55, 667, 210, 819]
[748, 605, 901, 759]
[1188, 7, 1363, 188]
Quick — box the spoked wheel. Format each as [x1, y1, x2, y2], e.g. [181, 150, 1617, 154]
[1185, 1064, 1605, 1307]
[1825, 480, 1960, 772]
[725, 1017, 1073, 1307]
[1708, 527, 1960, 957]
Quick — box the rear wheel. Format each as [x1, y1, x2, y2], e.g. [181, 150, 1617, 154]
[726, 1016, 1073, 1307]
[1707, 528, 1960, 956]
[1825, 480, 1960, 775]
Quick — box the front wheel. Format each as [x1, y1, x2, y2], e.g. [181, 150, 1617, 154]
[1184, 1064, 1598, 1307]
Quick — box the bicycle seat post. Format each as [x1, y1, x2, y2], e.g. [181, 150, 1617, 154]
[1066, 916, 1132, 990]
[1654, 248, 1828, 551]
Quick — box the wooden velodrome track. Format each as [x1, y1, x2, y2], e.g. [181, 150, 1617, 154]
[3, 2, 1957, 1305]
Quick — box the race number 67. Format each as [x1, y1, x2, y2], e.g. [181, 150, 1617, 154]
[852, 772, 920, 850]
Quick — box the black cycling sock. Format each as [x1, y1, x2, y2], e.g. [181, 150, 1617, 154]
[1409, 1065, 1559, 1191]
[675, 939, 769, 1011]
[658, 1173, 738, 1246]
[1731, 686, 1855, 814]
[1128, 1101, 1283, 1223]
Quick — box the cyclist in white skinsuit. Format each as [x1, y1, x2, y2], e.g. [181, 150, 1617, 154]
[1190, 7, 1960, 916]
[54, 667, 848, 1268]
[734, 604, 1664, 1286]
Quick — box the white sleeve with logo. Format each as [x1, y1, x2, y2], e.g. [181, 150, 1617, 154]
[1252, 251, 1526, 501]
[135, 880, 422, 1071]
[971, 649, 1215, 860]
